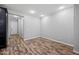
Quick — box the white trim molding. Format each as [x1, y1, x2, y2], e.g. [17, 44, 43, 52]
[73, 50, 79, 54]
[42, 36, 73, 47]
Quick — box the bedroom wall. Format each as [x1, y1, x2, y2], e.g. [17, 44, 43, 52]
[74, 4, 79, 52]
[41, 7, 74, 45]
[24, 16, 40, 40]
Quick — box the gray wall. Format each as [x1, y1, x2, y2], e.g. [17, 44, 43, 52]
[24, 16, 40, 40]
[41, 7, 74, 45]
[74, 4, 79, 52]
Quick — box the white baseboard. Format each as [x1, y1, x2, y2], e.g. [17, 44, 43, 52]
[24, 36, 41, 40]
[73, 50, 79, 54]
[42, 36, 73, 47]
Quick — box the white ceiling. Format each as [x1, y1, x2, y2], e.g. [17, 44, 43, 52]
[1, 4, 73, 18]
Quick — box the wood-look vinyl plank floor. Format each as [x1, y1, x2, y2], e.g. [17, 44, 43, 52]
[0, 35, 78, 55]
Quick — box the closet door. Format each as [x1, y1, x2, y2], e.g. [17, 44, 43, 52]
[0, 7, 8, 48]
[18, 18, 24, 38]
[8, 15, 18, 36]
[10, 18, 17, 35]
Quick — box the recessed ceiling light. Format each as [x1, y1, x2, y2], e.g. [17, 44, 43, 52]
[59, 6, 64, 10]
[29, 10, 36, 14]
[14, 15, 18, 18]
[40, 14, 45, 17]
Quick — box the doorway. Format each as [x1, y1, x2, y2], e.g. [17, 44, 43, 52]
[8, 13, 24, 39]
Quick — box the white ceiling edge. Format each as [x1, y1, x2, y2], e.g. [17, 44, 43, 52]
[0, 4, 74, 18]
[49, 6, 74, 16]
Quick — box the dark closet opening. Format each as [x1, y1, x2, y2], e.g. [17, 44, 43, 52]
[0, 7, 8, 49]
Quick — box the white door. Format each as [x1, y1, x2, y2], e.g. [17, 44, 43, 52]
[8, 15, 18, 36]
[18, 18, 24, 37]
[10, 19, 17, 35]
